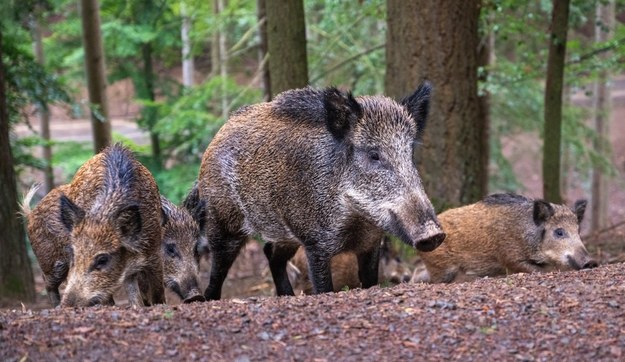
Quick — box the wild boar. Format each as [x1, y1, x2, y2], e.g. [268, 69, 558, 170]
[197, 82, 445, 299]
[160, 195, 206, 303]
[23, 183, 207, 306]
[417, 193, 598, 283]
[25, 144, 165, 307]
[287, 237, 413, 295]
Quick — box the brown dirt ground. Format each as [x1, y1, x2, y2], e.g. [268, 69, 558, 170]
[2, 261, 624, 361]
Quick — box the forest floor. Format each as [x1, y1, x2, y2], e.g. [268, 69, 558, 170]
[6, 74, 625, 361]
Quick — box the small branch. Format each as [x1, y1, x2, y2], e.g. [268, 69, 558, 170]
[583, 220, 625, 240]
[310, 44, 385, 84]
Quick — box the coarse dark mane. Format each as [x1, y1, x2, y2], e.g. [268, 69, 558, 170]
[102, 143, 137, 193]
[482, 192, 532, 205]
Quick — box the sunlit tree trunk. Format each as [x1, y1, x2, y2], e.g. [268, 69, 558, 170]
[31, 7, 54, 193]
[542, 0, 570, 203]
[79, 0, 112, 154]
[181, 2, 194, 88]
[591, 0, 614, 231]
[217, 0, 229, 120]
[477, 15, 494, 195]
[385, 0, 484, 211]
[266, 0, 308, 97]
[142, 42, 161, 168]
[0, 29, 36, 304]
[257, 0, 271, 101]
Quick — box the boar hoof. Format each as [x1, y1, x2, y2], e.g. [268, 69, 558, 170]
[415, 233, 446, 252]
[183, 294, 206, 303]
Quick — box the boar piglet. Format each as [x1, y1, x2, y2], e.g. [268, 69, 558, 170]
[160, 194, 207, 303]
[24, 144, 165, 307]
[417, 192, 598, 283]
[287, 237, 413, 295]
[23, 182, 208, 306]
[198, 82, 445, 299]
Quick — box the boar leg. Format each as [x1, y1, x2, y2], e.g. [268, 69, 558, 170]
[45, 260, 69, 307]
[204, 236, 246, 300]
[141, 256, 166, 305]
[263, 242, 299, 296]
[304, 248, 334, 294]
[357, 245, 381, 289]
[124, 274, 145, 307]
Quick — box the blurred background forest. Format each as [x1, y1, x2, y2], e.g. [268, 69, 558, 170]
[1, 0, 624, 303]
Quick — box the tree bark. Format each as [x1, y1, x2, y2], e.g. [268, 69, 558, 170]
[31, 9, 54, 193]
[266, 0, 308, 97]
[142, 42, 161, 168]
[542, 0, 570, 204]
[181, 2, 194, 88]
[591, 1, 614, 231]
[0, 29, 36, 304]
[257, 0, 271, 101]
[385, 0, 484, 211]
[80, 0, 112, 154]
[217, 0, 229, 120]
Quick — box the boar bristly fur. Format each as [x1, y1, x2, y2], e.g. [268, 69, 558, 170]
[418, 193, 598, 283]
[198, 83, 445, 299]
[26, 144, 165, 307]
[160, 195, 207, 303]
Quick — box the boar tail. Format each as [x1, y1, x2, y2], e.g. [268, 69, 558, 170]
[20, 183, 42, 218]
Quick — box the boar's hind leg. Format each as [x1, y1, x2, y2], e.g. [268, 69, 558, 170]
[357, 245, 381, 289]
[204, 236, 246, 300]
[263, 242, 299, 296]
[46, 260, 69, 307]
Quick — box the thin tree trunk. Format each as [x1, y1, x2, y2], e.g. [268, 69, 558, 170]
[385, 0, 484, 211]
[79, 0, 112, 154]
[477, 17, 494, 196]
[181, 2, 194, 88]
[31, 9, 54, 193]
[266, 0, 308, 97]
[142, 42, 161, 168]
[0, 29, 36, 304]
[542, 0, 570, 203]
[257, 0, 271, 101]
[217, 0, 229, 120]
[591, 0, 614, 231]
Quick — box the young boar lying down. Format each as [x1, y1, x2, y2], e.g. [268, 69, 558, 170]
[23, 145, 205, 307]
[286, 237, 412, 295]
[415, 193, 598, 283]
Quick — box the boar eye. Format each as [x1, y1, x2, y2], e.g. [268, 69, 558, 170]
[368, 150, 381, 162]
[554, 228, 566, 238]
[92, 254, 111, 271]
[165, 243, 180, 258]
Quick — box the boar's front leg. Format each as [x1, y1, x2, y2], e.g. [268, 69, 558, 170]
[46, 260, 69, 307]
[357, 245, 381, 289]
[304, 247, 334, 294]
[263, 242, 299, 296]
[124, 273, 145, 307]
[141, 256, 166, 305]
[204, 235, 246, 300]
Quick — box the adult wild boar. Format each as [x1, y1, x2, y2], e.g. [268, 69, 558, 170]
[417, 193, 598, 283]
[198, 82, 445, 299]
[26, 144, 165, 307]
[23, 183, 207, 306]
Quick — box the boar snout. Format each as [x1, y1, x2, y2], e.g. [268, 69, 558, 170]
[566, 253, 598, 270]
[389, 212, 445, 252]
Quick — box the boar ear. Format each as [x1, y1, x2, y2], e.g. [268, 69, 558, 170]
[573, 199, 587, 224]
[193, 200, 208, 234]
[400, 81, 432, 140]
[59, 194, 85, 232]
[533, 200, 554, 226]
[323, 87, 363, 141]
[116, 204, 142, 245]
[160, 197, 172, 227]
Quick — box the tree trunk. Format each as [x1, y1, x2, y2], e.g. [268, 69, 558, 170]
[385, 0, 484, 211]
[477, 17, 494, 196]
[257, 0, 271, 101]
[0, 29, 36, 304]
[266, 0, 308, 97]
[142, 42, 161, 168]
[217, 0, 229, 120]
[31, 9, 54, 193]
[181, 2, 194, 88]
[591, 0, 614, 231]
[80, 0, 112, 154]
[542, 0, 570, 204]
